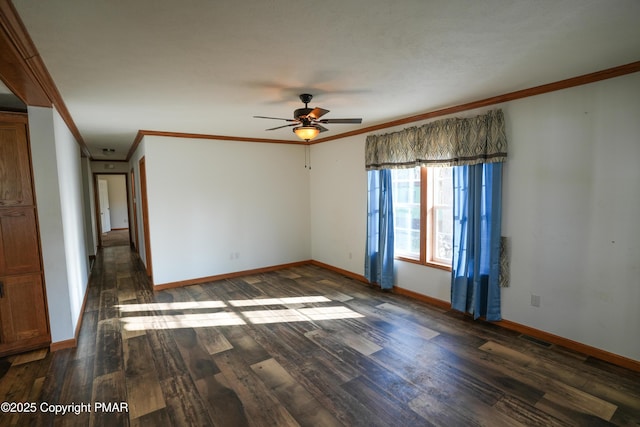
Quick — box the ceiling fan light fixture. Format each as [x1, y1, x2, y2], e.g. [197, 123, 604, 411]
[293, 126, 320, 142]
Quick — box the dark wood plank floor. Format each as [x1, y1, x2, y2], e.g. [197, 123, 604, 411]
[101, 229, 130, 248]
[1, 245, 639, 426]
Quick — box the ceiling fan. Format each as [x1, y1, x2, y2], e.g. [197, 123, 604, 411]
[254, 94, 362, 142]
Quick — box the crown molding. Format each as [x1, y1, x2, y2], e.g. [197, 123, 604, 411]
[0, 0, 90, 157]
[4, 0, 638, 161]
[126, 129, 300, 161]
[129, 60, 640, 155]
[311, 60, 640, 144]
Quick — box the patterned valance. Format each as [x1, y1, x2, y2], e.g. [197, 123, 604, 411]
[365, 109, 507, 170]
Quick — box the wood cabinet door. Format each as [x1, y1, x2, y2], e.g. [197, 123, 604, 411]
[0, 274, 48, 344]
[0, 120, 33, 207]
[0, 207, 41, 276]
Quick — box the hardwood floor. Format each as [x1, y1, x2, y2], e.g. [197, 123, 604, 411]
[101, 229, 130, 248]
[1, 245, 639, 426]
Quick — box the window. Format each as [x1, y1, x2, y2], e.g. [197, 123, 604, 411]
[391, 166, 453, 269]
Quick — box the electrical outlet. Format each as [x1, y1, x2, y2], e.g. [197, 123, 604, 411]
[531, 294, 541, 307]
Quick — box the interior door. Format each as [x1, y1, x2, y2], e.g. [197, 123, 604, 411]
[98, 179, 111, 233]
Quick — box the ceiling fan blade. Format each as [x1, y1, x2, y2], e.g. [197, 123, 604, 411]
[318, 118, 362, 124]
[317, 125, 329, 133]
[265, 123, 299, 131]
[307, 107, 330, 120]
[254, 115, 297, 121]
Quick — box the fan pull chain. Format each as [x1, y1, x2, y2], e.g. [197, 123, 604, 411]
[304, 145, 311, 170]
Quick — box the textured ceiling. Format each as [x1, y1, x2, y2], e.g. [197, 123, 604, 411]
[9, 0, 640, 160]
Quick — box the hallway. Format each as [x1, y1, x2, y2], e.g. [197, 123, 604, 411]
[101, 229, 130, 248]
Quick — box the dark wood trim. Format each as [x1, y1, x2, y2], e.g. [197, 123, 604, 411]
[72, 275, 91, 340]
[396, 256, 452, 272]
[92, 174, 103, 248]
[310, 61, 640, 144]
[138, 156, 153, 282]
[308, 260, 640, 372]
[495, 319, 640, 373]
[49, 273, 92, 353]
[420, 167, 427, 263]
[4, 0, 639, 159]
[309, 260, 369, 283]
[93, 168, 133, 251]
[126, 61, 640, 160]
[125, 131, 145, 161]
[0, 1, 49, 107]
[140, 129, 300, 145]
[0, 0, 90, 157]
[153, 260, 312, 291]
[126, 129, 301, 161]
[392, 285, 451, 310]
[147, 256, 640, 372]
[49, 338, 76, 352]
[130, 168, 139, 251]
[393, 284, 640, 372]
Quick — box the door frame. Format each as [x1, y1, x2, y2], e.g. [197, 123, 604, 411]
[93, 172, 133, 249]
[138, 157, 153, 280]
[130, 167, 139, 252]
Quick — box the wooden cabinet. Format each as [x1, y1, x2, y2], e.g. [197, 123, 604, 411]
[0, 118, 33, 206]
[0, 113, 50, 356]
[0, 274, 48, 349]
[0, 207, 41, 275]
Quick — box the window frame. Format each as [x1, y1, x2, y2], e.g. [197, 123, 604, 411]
[393, 166, 452, 272]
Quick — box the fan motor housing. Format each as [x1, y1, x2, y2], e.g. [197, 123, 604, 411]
[294, 107, 313, 119]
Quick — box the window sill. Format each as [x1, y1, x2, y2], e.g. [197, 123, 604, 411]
[395, 256, 452, 272]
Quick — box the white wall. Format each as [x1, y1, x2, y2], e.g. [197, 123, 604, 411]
[133, 136, 311, 286]
[500, 73, 640, 361]
[310, 72, 640, 362]
[29, 106, 90, 343]
[310, 137, 367, 274]
[81, 157, 97, 257]
[99, 174, 128, 229]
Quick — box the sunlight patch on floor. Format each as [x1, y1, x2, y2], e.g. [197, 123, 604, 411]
[228, 296, 331, 307]
[117, 301, 228, 312]
[121, 312, 246, 331]
[117, 295, 363, 331]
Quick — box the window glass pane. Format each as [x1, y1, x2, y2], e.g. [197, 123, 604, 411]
[433, 167, 453, 205]
[395, 229, 410, 253]
[410, 230, 420, 254]
[431, 167, 453, 263]
[390, 166, 453, 265]
[391, 168, 420, 258]
[396, 182, 410, 204]
[434, 207, 452, 262]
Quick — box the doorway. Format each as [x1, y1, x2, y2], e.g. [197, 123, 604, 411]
[95, 173, 131, 248]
